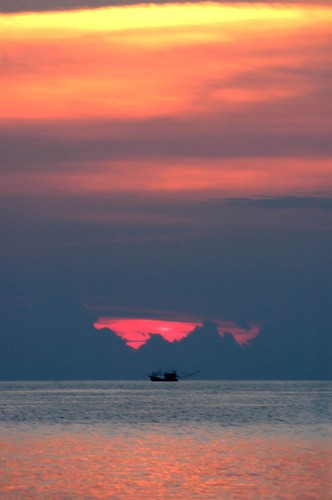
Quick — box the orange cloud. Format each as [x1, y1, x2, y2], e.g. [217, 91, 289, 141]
[1, 3, 331, 204]
[1, 158, 331, 198]
[1, 4, 331, 120]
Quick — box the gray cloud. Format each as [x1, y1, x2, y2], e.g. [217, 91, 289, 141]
[0, 295, 330, 380]
[1, 0, 330, 14]
[0, 0, 135, 13]
[1, 180, 330, 380]
[224, 196, 332, 211]
[1, 112, 332, 176]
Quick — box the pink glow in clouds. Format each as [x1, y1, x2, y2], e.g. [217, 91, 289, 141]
[217, 322, 261, 346]
[93, 318, 198, 349]
[93, 317, 260, 349]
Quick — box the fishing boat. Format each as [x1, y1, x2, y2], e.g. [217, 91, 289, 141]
[149, 370, 178, 382]
[148, 369, 200, 382]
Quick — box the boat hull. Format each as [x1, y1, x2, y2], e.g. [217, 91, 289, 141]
[149, 376, 178, 382]
[149, 371, 178, 382]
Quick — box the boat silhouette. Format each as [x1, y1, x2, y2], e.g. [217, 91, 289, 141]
[148, 369, 200, 382]
[149, 370, 178, 382]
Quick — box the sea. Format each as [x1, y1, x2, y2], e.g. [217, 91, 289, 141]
[0, 380, 331, 499]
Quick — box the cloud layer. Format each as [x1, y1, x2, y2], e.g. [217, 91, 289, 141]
[1, 2, 331, 379]
[1, 0, 331, 14]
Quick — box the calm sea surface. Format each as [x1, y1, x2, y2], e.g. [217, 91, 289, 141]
[0, 380, 331, 499]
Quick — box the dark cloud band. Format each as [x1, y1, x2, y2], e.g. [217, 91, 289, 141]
[0, 0, 329, 14]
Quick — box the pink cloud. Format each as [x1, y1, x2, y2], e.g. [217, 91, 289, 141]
[93, 316, 261, 349]
[216, 322, 261, 346]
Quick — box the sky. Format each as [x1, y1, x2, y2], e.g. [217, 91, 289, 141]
[0, 0, 331, 379]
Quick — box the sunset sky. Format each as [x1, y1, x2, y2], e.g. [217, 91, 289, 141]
[0, 0, 331, 372]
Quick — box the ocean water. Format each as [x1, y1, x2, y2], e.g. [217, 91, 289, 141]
[0, 380, 331, 499]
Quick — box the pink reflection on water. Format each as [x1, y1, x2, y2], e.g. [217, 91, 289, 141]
[0, 430, 330, 498]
